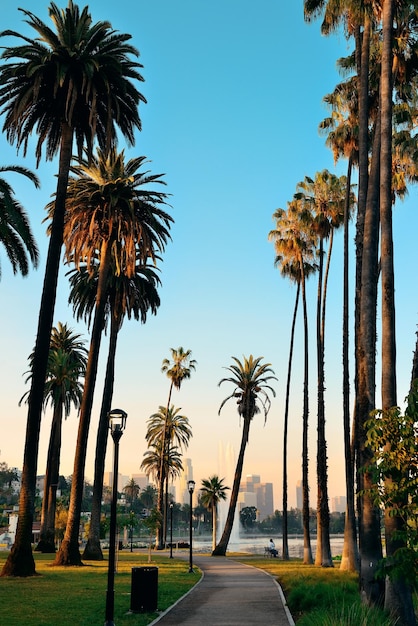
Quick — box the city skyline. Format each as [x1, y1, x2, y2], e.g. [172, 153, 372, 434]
[1, 2, 417, 523]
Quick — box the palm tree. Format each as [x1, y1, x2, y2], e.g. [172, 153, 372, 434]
[140, 442, 184, 487]
[212, 355, 276, 556]
[146, 404, 192, 544]
[0, 1, 145, 577]
[320, 80, 360, 573]
[54, 148, 171, 566]
[19, 323, 87, 553]
[157, 348, 197, 549]
[295, 169, 349, 567]
[200, 476, 229, 552]
[66, 258, 162, 561]
[269, 201, 317, 564]
[0, 165, 40, 279]
[123, 479, 141, 508]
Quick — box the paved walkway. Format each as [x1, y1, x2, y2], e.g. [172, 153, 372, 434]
[149, 555, 295, 626]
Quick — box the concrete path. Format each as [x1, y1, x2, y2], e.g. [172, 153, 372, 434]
[149, 555, 295, 626]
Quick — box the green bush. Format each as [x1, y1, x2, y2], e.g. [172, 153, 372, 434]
[297, 601, 398, 626]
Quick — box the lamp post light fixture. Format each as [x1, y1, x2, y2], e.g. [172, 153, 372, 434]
[104, 408, 127, 626]
[169, 502, 174, 559]
[188, 480, 195, 573]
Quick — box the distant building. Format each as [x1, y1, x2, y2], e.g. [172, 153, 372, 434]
[178, 458, 194, 505]
[331, 495, 346, 513]
[103, 472, 129, 492]
[296, 480, 303, 510]
[131, 473, 150, 491]
[239, 474, 274, 521]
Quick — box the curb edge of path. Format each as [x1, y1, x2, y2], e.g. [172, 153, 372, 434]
[147, 568, 205, 626]
[145, 559, 295, 626]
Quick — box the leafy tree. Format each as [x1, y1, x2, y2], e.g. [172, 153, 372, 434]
[0, 165, 39, 279]
[0, 1, 145, 577]
[240, 506, 257, 531]
[142, 508, 162, 563]
[200, 475, 229, 551]
[364, 383, 418, 624]
[212, 355, 276, 556]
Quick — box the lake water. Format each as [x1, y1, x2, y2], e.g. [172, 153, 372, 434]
[192, 534, 345, 558]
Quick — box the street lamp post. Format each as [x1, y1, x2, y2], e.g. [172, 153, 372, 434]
[169, 502, 174, 559]
[104, 409, 127, 626]
[188, 480, 195, 573]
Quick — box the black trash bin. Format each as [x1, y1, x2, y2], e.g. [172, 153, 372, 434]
[130, 566, 158, 612]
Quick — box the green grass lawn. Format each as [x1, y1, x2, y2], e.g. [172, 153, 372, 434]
[1, 550, 416, 625]
[0, 550, 200, 626]
[233, 555, 416, 625]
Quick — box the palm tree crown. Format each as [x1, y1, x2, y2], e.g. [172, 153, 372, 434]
[218, 355, 277, 435]
[0, 1, 145, 163]
[62, 148, 172, 276]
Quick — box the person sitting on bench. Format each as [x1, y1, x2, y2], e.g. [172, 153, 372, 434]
[269, 538, 278, 557]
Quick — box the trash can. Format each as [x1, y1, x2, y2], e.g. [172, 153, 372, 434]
[130, 566, 158, 612]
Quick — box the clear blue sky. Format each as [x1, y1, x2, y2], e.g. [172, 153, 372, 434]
[1, 1, 417, 510]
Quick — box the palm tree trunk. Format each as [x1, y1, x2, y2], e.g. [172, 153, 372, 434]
[357, 111, 384, 606]
[301, 264, 313, 565]
[1, 122, 74, 577]
[37, 404, 63, 553]
[282, 284, 300, 561]
[212, 418, 250, 556]
[380, 3, 415, 622]
[83, 311, 119, 560]
[316, 237, 333, 567]
[340, 157, 359, 572]
[54, 241, 111, 566]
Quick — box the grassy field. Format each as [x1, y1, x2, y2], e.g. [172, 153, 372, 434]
[233, 555, 416, 625]
[1, 550, 416, 625]
[0, 550, 200, 626]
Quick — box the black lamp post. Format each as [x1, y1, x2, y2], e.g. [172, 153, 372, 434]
[169, 502, 174, 559]
[188, 480, 195, 573]
[104, 408, 127, 626]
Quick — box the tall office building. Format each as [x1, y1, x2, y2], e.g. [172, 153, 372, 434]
[296, 480, 303, 510]
[178, 458, 194, 505]
[239, 474, 274, 521]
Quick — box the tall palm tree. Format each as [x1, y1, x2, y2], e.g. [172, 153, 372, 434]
[0, 165, 40, 279]
[54, 148, 172, 566]
[269, 202, 317, 564]
[19, 323, 87, 553]
[200, 476, 229, 552]
[157, 348, 197, 549]
[212, 355, 276, 556]
[0, 2, 145, 577]
[146, 405, 192, 544]
[320, 80, 360, 573]
[271, 257, 315, 560]
[295, 169, 350, 567]
[66, 258, 162, 561]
